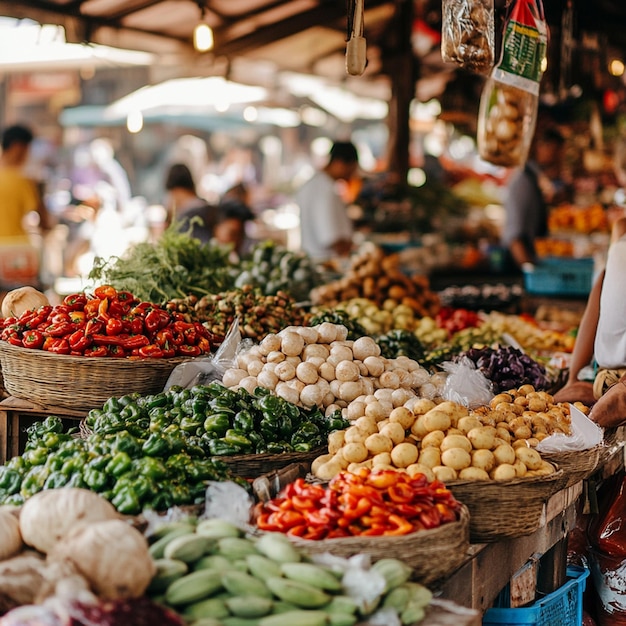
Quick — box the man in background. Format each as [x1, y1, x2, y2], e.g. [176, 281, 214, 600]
[295, 141, 359, 262]
[0, 124, 50, 241]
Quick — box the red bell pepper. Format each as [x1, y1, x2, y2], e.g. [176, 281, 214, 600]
[176, 345, 201, 357]
[105, 318, 124, 336]
[138, 344, 164, 358]
[84, 345, 108, 357]
[44, 322, 74, 338]
[69, 311, 86, 325]
[43, 337, 70, 354]
[93, 285, 117, 300]
[22, 330, 44, 349]
[63, 293, 88, 311]
[107, 345, 127, 358]
[83, 299, 101, 319]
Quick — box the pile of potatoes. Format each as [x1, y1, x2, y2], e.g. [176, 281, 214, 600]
[312, 384, 583, 482]
[221, 322, 440, 410]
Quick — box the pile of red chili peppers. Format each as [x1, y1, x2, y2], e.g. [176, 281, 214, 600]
[254, 468, 462, 540]
[0, 285, 221, 358]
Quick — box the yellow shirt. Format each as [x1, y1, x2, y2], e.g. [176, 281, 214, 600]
[0, 167, 39, 240]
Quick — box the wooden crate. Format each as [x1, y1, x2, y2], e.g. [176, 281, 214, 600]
[0, 396, 85, 464]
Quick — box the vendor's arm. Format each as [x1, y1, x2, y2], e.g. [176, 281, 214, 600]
[509, 238, 535, 268]
[502, 170, 537, 268]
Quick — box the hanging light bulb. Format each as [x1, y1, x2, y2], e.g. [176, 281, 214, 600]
[193, 3, 213, 52]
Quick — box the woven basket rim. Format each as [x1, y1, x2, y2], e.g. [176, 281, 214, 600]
[446, 468, 564, 490]
[0, 339, 189, 367]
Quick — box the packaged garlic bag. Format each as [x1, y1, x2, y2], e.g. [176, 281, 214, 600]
[477, 0, 548, 167]
[441, 0, 495, 74]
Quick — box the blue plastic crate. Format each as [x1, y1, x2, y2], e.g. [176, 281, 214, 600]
[482, 566, 589, 626]
[523, 257, 594, 297]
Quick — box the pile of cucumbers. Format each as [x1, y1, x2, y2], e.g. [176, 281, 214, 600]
[147, 518, 432, 626]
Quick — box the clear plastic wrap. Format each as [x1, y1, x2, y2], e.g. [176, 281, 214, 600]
[477, 0, 548, 167]
[441, 0, 495, 74]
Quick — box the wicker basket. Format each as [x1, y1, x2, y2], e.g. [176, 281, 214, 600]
[543, 445, 602, 489]
[218, 447, 324, 479]
[266, 504, 470, 586]
[447, 471, 564, 543]
[0, 341, 187, 412]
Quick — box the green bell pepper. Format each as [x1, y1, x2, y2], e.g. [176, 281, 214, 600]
[84, 467, 108, 491]
[20, 466, 50, 497]
[149, 490, 173, 511]
[233, 410, 255, 432]
[106, 452, 133, 477]
[207, 439, 241, 456]
[204, 413, 231, 437]
[0, 467, 22, 495]
[291, 422, 321, 446]
[142, 433, 171, 457]
[180, 416, 203, 433]
[111, 486, 141, 515]
[223, 429, 253, 450]
[44, 471, 70, 489]
[22, 446, 49, 466]
[132, 457, 167, 480]
[169, 482, 191, 506]
[110, 432, 142, 457]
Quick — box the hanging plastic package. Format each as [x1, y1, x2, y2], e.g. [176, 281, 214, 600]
[477, 0, 548, 167]
[587, 472, 626, 625]
[441, 0, 495, 74]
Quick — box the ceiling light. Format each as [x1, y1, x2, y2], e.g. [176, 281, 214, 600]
[193, 2, 213, 52]
[609, 59, 625, 77]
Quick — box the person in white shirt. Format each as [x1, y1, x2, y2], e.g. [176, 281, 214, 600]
[295, 141, 358, 262]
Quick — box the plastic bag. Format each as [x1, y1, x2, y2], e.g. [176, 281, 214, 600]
[164, 318, 248, 390]
[441, 0, 495, 74]
[535, 403, 603, 453]
[201, 481, 254, 528]
[441, 357, 494, 408]
[477, 0, 548, 167]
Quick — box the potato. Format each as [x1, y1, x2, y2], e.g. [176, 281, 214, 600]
[332, 451, 350, 469]
[467, 426, 497, 450]
[491, 464, 517, 481]
[300, 384, 324, 408]
[380, 422, 406, 445]
[365, 401, 390, 422]
[436, 401, 469, 423]
[471, 449, 495, 472]
[342, 442, 369, 464]
[421, 430, 445, 449]
[418, 447, 441, 469]
[391, 389, 414, 408]
[406, 464, 435, 482]
[410, 398, 437, 415]
[459, 467, 490, 481]
[441, 448, 472, 471]
[280, 331, 305, 357]
[335, 360, 360, 382]
[440, 434, 472, 454]
[315, 322, 339, 344]
[493, 444, 516, 465]
[296, 362, 319, 385]
[247, 359, 264, 377]
[354, 416, 378, 436]
[266, 350, 286, 364]
[260, 333, 282, 354]
[315, 460, 343, 480]
[432, 466, 458, 482]
[457, 416, 483, 435]
[372, 452, 392, 467]
[352, 336, 380, 360]
[513, 426, 533, 441]
[365, 433, 394, 455]
[311, 453, 332, 475]
[303, 344, 330, 360]
[374, 388, 394, 402]
[515, 447, 543, 471]
[239, 375, 260, 395]
[389, 407, 415, 430]
[512, 459, 527, 477]
[296, 326, 319, 345]
[379, 371, 400, 390]
[410, 416, 429, 438]
[536, 460, 556, 475]
[495, 427, 512, 444]
[390, 442, 419, 468]
[330, 345, 354, 363]
[328, 431, 345, 455]
[222, 368, 248, 388]
[490, 393, 513, 408]
[517, 384, 536, 396]
[339, 381, 365, 403]
[345, 426, 367, 444]
[363, 356, 385, 377]
[422, 410, 452, 433]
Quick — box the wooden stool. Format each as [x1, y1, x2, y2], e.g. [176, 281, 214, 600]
[0, 396, 85, 464]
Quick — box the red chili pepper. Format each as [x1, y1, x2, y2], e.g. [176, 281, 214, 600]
[108, 300, 129, 318]
[115, 291, 137, 304]
[84, 345, 108, 357]
[176, 345, 201, 357]
[107, 345, 127, 358]
[387, 482, 415, 503]
[6, 332, 24, 347]
[44, 338, 70, 354]
[44, 322, 74, 338]
[128, 317, 144, 335]
[93, 285, 117, 300]
[50, 312, 71, 324]
[97, 298, 110, 321]
[382, 514, 414, 536]
[419, 508, 441, 529]
[23, 306, 53, 329]
[341, 496, 372, 520]
[68, 330, 92, 352]
[291, 496, 316, 510]
[63, 293, 88, 311]
[22, 330, 44, 349]
[106, 318, 124, 336]
[92, 334, 127, 346]
[83, 299, 101, 319]
[366, 470, 400, 489]
[255, 513, 274, 531]
[69, 311, 86, 325]
[144, 309, 162, 334]
[273, 510, 306, 531]
[138, 344, 164, 358]
[122, 335, 150, 350]
[2, 316, 17, 326]
[286, 524, 308, 538]
[155, 328, 174, 348]
[303, 527, 328, 540]
[436, 503, 459, 523]
[85, 319, 105, 336]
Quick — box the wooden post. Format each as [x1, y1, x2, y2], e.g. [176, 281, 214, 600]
[383, 0, 416, 184]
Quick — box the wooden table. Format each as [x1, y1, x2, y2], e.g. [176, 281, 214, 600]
[437, 441, 625, 613]
[0, 395, 85, 464]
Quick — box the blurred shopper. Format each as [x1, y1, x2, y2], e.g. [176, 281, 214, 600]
[0, 124, 50, 241]
[214, 193, 255, 258]
[295, 141, 359, 262]
[165, 162, 216, 244]
[501, 125, 567, 271]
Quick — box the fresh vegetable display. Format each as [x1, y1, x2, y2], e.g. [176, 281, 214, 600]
[145, 517, 433, 625]
[82, 381, 347, 457]
[460, 345, 549, 393]
[88, 223, 238, 303]
[312, 385, 577, 482]
[0, 413, 239, 514]
[376, 329, 426, 363]
[434, 307, 481, 337]
[235, 240, 321, 302]
[254, 468, 462, 539]
[0, 285, 220, 358]
[308, 309, 367, 341]
[166, 286, 310, 342]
